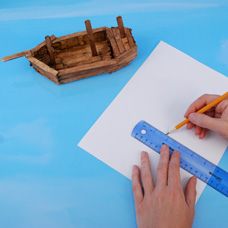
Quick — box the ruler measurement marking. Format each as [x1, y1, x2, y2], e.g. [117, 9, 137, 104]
[132, 121, 228, 197]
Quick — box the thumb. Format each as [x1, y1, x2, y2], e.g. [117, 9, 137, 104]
[188, 113, 226, 135]
[185, 176, 197, 209]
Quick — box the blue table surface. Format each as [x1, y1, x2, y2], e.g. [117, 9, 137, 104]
[0, 1, 228, 227]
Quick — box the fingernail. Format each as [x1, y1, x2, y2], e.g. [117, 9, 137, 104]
[193, 176, 197, 184]
[141, 151, 147, 157]
[161, 144, 168, 150]
[132, 165, 138, 173]
[173, 151, 180, 158]
[161, 144, 169, 154]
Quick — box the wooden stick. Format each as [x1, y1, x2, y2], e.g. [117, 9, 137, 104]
[53, 27, 106, 43]
[106, 29, 120, 57]
[122, 37, 130, 50]
[85, 20, 98, 56]
[59, 59, 116, 75]
[31, 35, 56, 53]
[28, 56, 58, 76]
[45, 35, 56, 66]
[112, 28, 125, 54]
[125, 28, 135, 47]
[1, 50, 30, 62]
[117, 16, 125, 38]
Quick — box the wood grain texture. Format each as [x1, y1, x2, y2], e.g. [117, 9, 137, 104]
[45, 36, 56, 66]
[1, 51, 30, 62]
[106, 28, 120, 57]
[85, 20, 98, 56]
[117, 16, 125, 38]
[1, 16, 137, 85]
[112, 28, 125, 54]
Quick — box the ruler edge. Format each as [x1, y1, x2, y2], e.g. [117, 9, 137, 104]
[131, 120, 228, 197]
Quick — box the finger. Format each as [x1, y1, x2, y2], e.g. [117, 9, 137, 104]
[156, 144, 169, 188]
[168, 151, 181, 188]
[214, 112, 222, 118]
[195, 126, 202, 135]
[199, 128, 207, 139]
[187, 122, 194, 129]
[185, 176, 197, 208]
[132, 165, 143, 204]
[140, 151, 154, 194]
[189, 113, 228, 137]
[216, 99, 228, 115]
[199, 129, 207, 139]
[185, 94, 219, 117]
[205, 110, 216, 118]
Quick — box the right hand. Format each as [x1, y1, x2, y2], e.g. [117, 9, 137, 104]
[185, 94, 228, 139]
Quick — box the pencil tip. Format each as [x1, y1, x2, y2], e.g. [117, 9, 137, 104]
[166, 128, 176, 135]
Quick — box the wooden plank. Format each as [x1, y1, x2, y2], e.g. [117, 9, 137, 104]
[0, 35, 56, 60]
[116, 16, 125, 38]
[56, 45, 87, 58]
[34, 66, 60, 84]
[59, 67, 110, 83]
[122, 37, 130, 50]
[53, 27, 107, 43]
[55, 63, 64, 70]
[59, 49, 137, 84]
[58, 59, 116, 76]
[106, 28, 120, 57]
[62, 55, 102, 68]
[78, 36, 85, 45]
[27, 56, 58, 77]
[117, 48, 137, 67]
[54, 40, 111, 69]
[59, 47, 137, 83]
[32, 35, 56, 52]
[56, 41, 108, 59]
[45, 36, 56, 66]
[55, 57, 62, 64]
[85, 20, 98, 56]
[100, 47, 112, 60]
[112, 28, 125, 54]
[125, 28, 135, 48]
[1, 50, 30, 62]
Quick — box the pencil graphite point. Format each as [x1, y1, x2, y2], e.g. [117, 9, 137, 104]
[166, 128, 176, 135]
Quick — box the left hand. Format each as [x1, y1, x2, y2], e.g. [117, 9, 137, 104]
[132, 145, 197, 228]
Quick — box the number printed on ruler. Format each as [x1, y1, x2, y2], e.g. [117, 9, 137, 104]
[131, 121, 228, 197]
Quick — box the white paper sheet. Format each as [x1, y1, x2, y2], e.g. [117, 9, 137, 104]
[79, 41, 228, 200]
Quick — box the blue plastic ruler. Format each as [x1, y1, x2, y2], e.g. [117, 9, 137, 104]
[131, 120, 228, 197]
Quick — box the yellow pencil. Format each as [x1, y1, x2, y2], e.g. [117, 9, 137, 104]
[167, 92, 228, 135]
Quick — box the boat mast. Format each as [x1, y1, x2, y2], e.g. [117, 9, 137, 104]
[85, 20, 98, 57]
[45, 36, 56, 66]
[117, 16, 126, 38]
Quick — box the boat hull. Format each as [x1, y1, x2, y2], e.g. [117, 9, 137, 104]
[2, 17, 138, 85]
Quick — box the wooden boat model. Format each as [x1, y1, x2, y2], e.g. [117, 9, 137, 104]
[1, 16, 137, 84]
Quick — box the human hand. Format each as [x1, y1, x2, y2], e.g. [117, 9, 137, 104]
[132, 145, 197, 228]
[185, 94, 228, 139]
